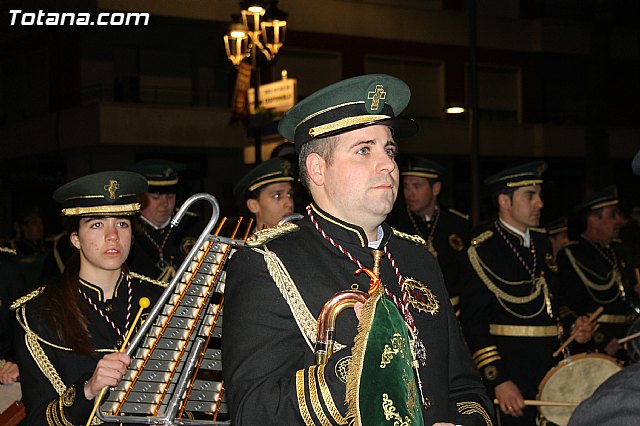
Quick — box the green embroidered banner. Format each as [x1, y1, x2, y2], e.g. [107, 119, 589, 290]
[346, 285, 424, 426]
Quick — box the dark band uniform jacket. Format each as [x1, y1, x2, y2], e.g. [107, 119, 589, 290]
[13, 274, 164, 424]
[126, 159, 203, 282]
[388, 203, 470, 312]
[459, 162, 562, 425]
[222, 205, 493, 426]
[556, 187, 638, 358]
[11, 170, 166, 425]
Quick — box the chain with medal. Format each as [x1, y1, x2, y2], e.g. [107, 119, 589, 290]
[138, 220, 174, 271]
[307, 207, 428, 367]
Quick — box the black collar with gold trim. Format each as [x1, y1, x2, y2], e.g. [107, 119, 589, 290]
[309, 203, 392, 249]
[496, 220, 526, 246]
[79, 274, 124, 302]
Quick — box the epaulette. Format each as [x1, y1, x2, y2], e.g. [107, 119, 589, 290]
[11, 286, 46, 310]
[128, 272, 169, 288]
[447, 208, 469, 221]
[245, 222, 299, 247]
[391, 228, 426, 246]
[0, 246, 17, 255]
[529, 227, 547, 234]
[471, 230, 493, 246]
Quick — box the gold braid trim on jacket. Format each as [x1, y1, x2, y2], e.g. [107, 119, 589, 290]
[457, 401, 494, 425]
[256, 246, 345, 352]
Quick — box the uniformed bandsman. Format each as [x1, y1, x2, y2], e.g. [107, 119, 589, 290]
[459, 161, 593, 425]
[556, 185, 638, 360]
[126, 159, 203, 282]
[233, 155, 298, 232]
[544, 216, 569, 258]
[222, 74, 494, 426]
[13, 171, 166, 425]
[387, 155, 471, 313]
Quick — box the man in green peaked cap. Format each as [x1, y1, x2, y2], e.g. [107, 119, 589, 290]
[459, 161, 593, 425]
[233, 156, 298, 232]
[556, 185, 637, 361]
[126, 159, 203, 282]
[388, 155, 472, 314]
[223, 74, 494, 426]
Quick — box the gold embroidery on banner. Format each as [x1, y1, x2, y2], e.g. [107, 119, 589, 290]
[457, 401, 494, 426]
[380, 332, 406, 368]
[308, 366, 333, 426]
[407, 380, 417, 415]
[296, 369, 315, 426]
[317, 365, 348, 425]
[382, 393, 411, 426]
[403, 278, 440, 315]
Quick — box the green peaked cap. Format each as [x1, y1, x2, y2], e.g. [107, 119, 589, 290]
[278, 74, 418, 152]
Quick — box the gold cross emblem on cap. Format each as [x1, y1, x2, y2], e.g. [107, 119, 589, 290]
[104, 180, 120, 200]
[367, 85, 387, 111]
[282, 160, 291, 177]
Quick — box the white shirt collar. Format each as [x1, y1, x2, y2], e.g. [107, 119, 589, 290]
[141, 215, 171, 230]
[368, 226, 384, 249]
[499, 218, 531, 248]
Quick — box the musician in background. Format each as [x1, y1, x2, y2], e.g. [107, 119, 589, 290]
[459, 162, 594, 425]
[223, 74, 494, 425]
[556, 186, 638, 360]
[544, 216, 570, 258]
[566, 149, 640, 426]
[127, 159, 202, 282]
[13, 171, 165, 425]
[0, 246, 26, 384]
[233, 155, 298, 232]
[387, 156, 471, 314]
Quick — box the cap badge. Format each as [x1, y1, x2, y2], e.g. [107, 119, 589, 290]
[163, 167, 174, 178]
[367, 84, 387, 112]
[282, 160, 291, 177]
[104, 180, 120, 200]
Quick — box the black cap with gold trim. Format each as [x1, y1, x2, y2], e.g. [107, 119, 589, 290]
[278, 74, 418, 152]
[545, 216, 568, 235]
[233, 156, 298, 202]
[573, 185, 619, 213]
[484, 161, 547, 194]
[399, 156, 446, 180]
[53, 171, 148, 217]
[128, 159, 186, 194]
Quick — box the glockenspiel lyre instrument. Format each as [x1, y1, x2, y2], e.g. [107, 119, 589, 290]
[96, 193, 253, 425]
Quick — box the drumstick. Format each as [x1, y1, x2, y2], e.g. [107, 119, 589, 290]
[553, 306, 604, 358]
[85, 297, 151, 426]
[618, 329, 640, 345]
[493, 398, 578, 407]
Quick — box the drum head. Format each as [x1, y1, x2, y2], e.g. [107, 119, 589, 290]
[537, 353, 621, 425]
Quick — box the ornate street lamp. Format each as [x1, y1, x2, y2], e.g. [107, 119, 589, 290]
[224, 1, 288, 163]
